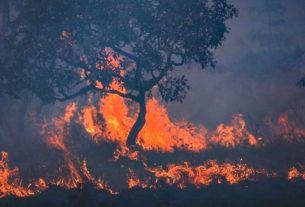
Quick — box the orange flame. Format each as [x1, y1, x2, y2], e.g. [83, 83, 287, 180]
[0, 152, 35, 198]
[5, 48, 299, 199]
[75, 48, 258, 151]
[210, 114, 258, 147]
[143, 160, 267, 189]
[138, 99, 208, 152]
[81, 160, 118, 195]
[80, 94, 257, 152]
[266, 111, 305, 142]
[288, 166, 305, 180]
[79, 105, 104, 143]
[127, 168, 153, 189]
[38, 102, 119, 193]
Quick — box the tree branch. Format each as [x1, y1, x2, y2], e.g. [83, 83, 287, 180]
[95, 87, 138, 101]
[145, 54, 173, 90]
[56, 83, 138, 102]
[112, 46, 139, 63]
[56, 84, 95, 102]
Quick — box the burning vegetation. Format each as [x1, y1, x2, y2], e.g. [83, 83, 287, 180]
[1, 88, 305, 198]
[1, 1, 305, 206]
[1, 37, 305, 201]
[1, 32, 305, 200]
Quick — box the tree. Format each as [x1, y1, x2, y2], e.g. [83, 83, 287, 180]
[1, 0, 237, 146]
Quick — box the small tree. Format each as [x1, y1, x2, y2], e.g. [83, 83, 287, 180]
[2, 0, 237, 146]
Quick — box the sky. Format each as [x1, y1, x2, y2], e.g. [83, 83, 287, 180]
[168, 0, 305, 128]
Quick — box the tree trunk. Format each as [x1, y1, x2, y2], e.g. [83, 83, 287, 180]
[126, 94, 146, 146]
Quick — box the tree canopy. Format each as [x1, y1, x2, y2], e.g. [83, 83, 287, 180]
[1, 0, 237, 145]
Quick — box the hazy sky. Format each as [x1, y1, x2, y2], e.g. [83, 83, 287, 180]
[169, 0, 305, 128]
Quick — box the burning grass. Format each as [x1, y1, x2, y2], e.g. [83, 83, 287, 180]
[1, 87, 305, 199]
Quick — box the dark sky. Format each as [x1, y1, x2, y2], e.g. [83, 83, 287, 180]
[169, 0, 305, 128]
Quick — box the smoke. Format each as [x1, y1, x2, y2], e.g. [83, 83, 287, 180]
[1, 1, 305, 200]
[169, 0, 305, 129]
[1, 0, 305, 130]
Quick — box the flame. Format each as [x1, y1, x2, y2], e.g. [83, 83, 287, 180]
[127, 169, 141, 189]
[80, 94, 257, 152]
[98, 92, 131, 145]
[0, 152, 35, 198]
[0, 151, 117, 197]
[127, 168, 153, 189]
[40, 102, 84, 189]
[97, 93, 205, 152]
[81, 160, 118, 195]
[79, 105, 104, 143]
[38, 101, 119, 194]
[268, 112, 305, 141]
[76, 48, 257, 151]
[210, 114, 258, 147]
[143, 160, 267, 189]
[0, 150, 280, 198]
[37, 99, 265, 194]
[288, 166, 305, 180]
[33, 178, 48, 192]
[113, 146, 139, 161]
[138, 99, 208, 152]
[41, 102, 77, 150]
[4, 48, 304, 200]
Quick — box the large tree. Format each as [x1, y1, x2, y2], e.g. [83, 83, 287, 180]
[1, 0, 237, 146]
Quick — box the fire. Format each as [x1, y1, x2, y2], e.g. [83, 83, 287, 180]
[33, 178, 48, 192]
[0, 150, 117, 198]
[39, 102, 117, 193]
[40, 102, 84, 189]
[75, 47, 258, 151]
[3, 48, 304, 200]
[97, 95, 208, 152]
[78, 49, 209, 151]
[79, 105, 104, 143]
[113, 146, 139, 161]
[288, 166, 305, 180]
[41, 102, 77, 150]
[143, 160, 266, 189]
[0, 152, 34, 198]
[210, 114, 258, 147]
[266, 111, 305, 142]
[98, 92, 131, 145]
[138, 98, 207, 152]
[80, 94, 258, 152]
[127, 168, 152, 189]
[81, 160, 118, 195]
[35, 98, 266, 194]
[0, 148, 299, 199]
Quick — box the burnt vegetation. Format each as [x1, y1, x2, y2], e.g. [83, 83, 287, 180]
[1, 179, 305, 207]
